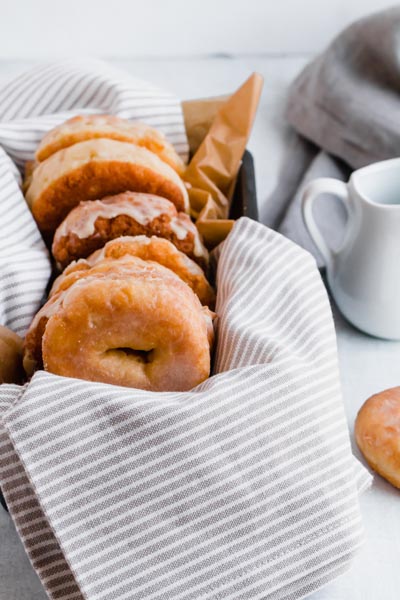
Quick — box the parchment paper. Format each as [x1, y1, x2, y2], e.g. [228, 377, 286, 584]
[183, 73, 263, 248]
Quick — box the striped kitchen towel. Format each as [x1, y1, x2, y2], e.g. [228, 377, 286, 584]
[0, 61, 371, 600]
[0, 216, 371, 599]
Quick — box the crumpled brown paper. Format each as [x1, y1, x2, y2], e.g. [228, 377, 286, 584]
[183, 73, 263, 248]
[182, 95, 228, 156]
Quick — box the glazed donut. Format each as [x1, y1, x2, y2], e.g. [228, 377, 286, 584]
[51, 236, 215, 307]
[23, 159, 37, 193]
[355, 386, 400, 488]
[52, 192, 209, 270]
[25, 139, 189, 237]
[25, 258, 178, 374]
[35, 114, 185, 174]
[24, 259, 155, 375]
[24, 257, 214, 391]
[24, 266, 137, 376]
[0, 325, 24, 384]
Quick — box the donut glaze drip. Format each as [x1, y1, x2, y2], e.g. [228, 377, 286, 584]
[170, 214, 208, 259]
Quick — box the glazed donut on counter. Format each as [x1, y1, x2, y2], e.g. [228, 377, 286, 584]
[52, 192, 209, 271]
[51, 236, 215, 307]
[35, 114, 185, 174]
[23, 257, 214, 391]
[25, 138, 189, 237]
[355, 386, 400, 489]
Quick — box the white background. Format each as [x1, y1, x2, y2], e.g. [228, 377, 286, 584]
[0, 2, 399, 600]
[0, 0, 396, 58]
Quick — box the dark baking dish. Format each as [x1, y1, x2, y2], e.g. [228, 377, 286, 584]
[229, 150, 258, 221]
[0, 150, 258, 513]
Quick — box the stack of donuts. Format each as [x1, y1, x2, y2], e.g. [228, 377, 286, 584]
[23, 115, 216, 392]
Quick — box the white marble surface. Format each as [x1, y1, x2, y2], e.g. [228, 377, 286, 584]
[0, 57, 399, 600]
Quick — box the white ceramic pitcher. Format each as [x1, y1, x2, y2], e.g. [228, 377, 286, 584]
[302, 158, 400, 340]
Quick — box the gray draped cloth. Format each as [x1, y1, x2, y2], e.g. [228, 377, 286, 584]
[264, 7, 400, 266]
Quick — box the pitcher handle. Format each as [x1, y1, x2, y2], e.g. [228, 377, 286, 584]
[302, 178, 349, 271]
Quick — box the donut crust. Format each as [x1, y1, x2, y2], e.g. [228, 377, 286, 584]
[26, 139, 189, 237]
[52, 192, 208, 270]
[355, 386, 400, 488]
[35, 114, 185, 174]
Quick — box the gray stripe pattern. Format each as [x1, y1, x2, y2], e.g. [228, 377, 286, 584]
[0, 217, 370, 600]
[0, 385, 83, 599]
[0, 59, 189, 335]
[0, 148, 50, 335]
